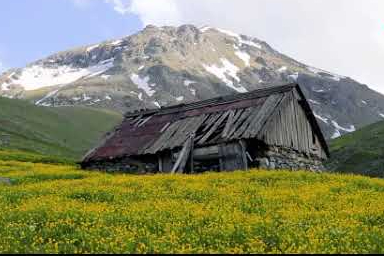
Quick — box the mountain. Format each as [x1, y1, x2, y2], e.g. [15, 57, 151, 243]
[1, 24, 384, 139]
[0, 97, 122, 160]
[326, 120, 384, 177]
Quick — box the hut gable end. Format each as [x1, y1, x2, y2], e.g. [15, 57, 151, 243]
[258, 90, 328, 159]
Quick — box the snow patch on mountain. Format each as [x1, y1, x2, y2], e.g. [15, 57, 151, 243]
[203, 58, 247, 93]
[130, 73, 155, 97]
[83, 93, 92, 101]
[184, 80, 195, 86]
[307, 66, 346, 82]
[110, 40, 123, 46]
[234, 45, 250, 66]
[331, 120, 355, 133]
[330, 120, 356, 139]
[1, 81, 10, 91]
[101, 75, 111, 80]
[308, 99, 320, 105]
[199, 26, 212, 33]
[314, 112, 328, 124]
[35, 89, 60, 106]
[288, 72, 299, 81]
[331, 129, 342, 139]
[86, 44, 99, 52]
[153, 101, 161, 108]
[8, 58, 114, 91]
[214, 28, 262, 49]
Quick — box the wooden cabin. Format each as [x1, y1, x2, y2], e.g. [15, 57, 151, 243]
[81, 83, 329, 173]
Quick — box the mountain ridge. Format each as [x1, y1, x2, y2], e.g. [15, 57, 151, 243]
[1, 24, 384, 139]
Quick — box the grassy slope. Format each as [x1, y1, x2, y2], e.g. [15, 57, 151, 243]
[0, 97, 122, 161]
[327, 120, 384, 177]
[1, 160, 384, 253]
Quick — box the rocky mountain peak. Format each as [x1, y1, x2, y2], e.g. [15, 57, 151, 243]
[1, 24, 384, 139]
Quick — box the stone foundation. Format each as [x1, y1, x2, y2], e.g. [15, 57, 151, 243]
[82, 158, 157, 174]
[254, 146, 325, 172]
[83, 146, 325, 173]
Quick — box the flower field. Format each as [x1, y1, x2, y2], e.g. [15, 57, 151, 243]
[1, 160, 384, 253]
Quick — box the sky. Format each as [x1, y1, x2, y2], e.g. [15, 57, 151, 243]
[0, 0, 383, 93]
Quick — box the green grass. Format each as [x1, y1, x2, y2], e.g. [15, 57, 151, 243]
[0, 97, 122, 161]
[0, 149, 75, 165]
[327, 120, 384, 177]
[1, 158, 384, 253]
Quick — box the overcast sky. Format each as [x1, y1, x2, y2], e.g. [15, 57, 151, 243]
[1, 0, 383, 93]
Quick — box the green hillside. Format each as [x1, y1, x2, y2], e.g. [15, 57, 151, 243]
[327, 120, 384, 177]
[0, 97, 122, 161]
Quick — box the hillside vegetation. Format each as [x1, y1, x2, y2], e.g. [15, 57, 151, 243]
[327, 120, 384, 177]
[1, 158, 384, 253]
[0, 97, 122, 160]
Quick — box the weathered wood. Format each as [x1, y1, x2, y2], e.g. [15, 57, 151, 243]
[158, 156, 163, 173]
[171, 135, 193, 174]
[232, 106, 264, 138]
[201, 114, 222, 133]
[137, 116, 152, 127]
[160, 122, 171, 133]
[167, 119, 193, 149]
[222, 109, 236, 138]
[243, 94, 284, 138]
[161, 152, 174, 173]
[189, 133, 195, 173]
[170, 116, 206, 149]
[130, 114, 143, 125]
[257, 93, 325, 158]
[239, 140, 248, 171]
[219, 142, 246, 171]
[225, 107, 254, 139]
[197, 111, 231, 145]
[144, 121, 183, 154]
[246, 151, 253, 162]
[193, 145, 220, 160]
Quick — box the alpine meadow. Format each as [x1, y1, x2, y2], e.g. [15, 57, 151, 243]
[2, 157, 384, 254]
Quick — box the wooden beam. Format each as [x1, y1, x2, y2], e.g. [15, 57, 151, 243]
[158, 155, 163, 173]
[171, 135, 193, 174]
[137, 116, 152, 127]
[222, 109, 235, 138]
[197, 111, 230, 145]
[189, 134, 195, 174]
[239, 140, 248, 171]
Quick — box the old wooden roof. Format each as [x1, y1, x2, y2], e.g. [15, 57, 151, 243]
[82, 83, 329, 162]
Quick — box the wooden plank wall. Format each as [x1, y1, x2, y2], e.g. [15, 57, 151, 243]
[258, 91, 327, 159]
[219, 142, 246, 171]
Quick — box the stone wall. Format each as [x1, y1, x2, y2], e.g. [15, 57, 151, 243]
[82, 158, 157, 174]
[83, 145, 326, 173]
[254, 145, 325, 172]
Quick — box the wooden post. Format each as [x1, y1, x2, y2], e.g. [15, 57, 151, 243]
[158, 155, 163, 173]
[171, 135, 193, 174]
[189, 133, 195, 174]
[239, 140, 248, 171]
